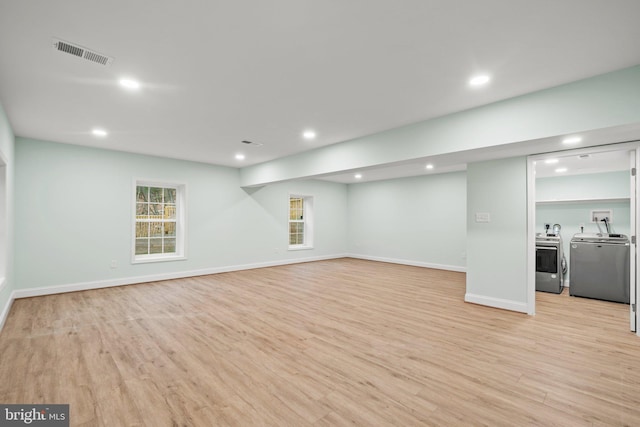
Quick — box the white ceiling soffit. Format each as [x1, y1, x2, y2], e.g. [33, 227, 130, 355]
[320, 123, 640, 184]
[0, 1, 639, 173]
[318, 161, 467, 184]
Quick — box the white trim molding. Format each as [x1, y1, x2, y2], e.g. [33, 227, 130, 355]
[464, 293, 528, 313]
[12, 254, 349, 299]
[347, 253, 466, 273]
[132, 179, 187, 264]
[0, 290, 14, 332]
[288, 193, 314, 251]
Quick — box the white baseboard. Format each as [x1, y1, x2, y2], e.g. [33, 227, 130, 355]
[0, 290, 14, 332]
[465, 293, 528, 313]
[12, 254, 349, 299]
[347, 253, 466, 273]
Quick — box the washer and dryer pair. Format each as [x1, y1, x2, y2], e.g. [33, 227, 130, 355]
[535, 230, 630, 303]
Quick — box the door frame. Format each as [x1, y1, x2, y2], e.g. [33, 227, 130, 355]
[632, 148, 638, 333]
[526, 142, 639, 336]
[0, 151, 6, 294]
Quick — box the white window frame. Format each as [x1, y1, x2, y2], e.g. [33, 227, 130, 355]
[132, 179, 187, 264]
[288, 194, 314, 251]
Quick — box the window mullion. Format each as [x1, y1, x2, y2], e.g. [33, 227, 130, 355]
[135, 184, 181, 259]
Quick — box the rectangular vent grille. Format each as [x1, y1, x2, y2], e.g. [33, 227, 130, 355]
[53, 38, 113, 66]
[241, 140, 264, 146]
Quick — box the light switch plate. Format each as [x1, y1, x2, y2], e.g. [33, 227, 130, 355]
[475, 212, 491, 223]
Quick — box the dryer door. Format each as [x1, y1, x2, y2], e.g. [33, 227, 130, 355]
[536, 246, 558, 274]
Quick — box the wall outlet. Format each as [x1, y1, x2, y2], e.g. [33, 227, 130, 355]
[110, 260, 117, 269]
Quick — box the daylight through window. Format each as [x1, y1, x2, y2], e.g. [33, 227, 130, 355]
[135, 184, 181, 259]
[289, 195, 313, 249]
[289, 197, 304, 245]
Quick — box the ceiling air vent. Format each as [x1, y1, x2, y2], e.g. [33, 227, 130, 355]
[52, 38, 114, 66]
[241, 140, 264, 146]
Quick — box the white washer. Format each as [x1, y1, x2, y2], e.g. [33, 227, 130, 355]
[569, 233, 629, 303]
[536, 234, 565, 294]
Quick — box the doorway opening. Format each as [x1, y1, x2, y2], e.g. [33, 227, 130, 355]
[527, 142, 639, 336]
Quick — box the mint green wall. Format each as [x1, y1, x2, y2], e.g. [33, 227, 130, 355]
[536, 170, 629, 201]
[536, 170, 630, 235]
[347, 172, 466, 269]
[537, 201, 630, 237]
[0, 102, 15, 313]
[242, 65, 640, 186]
[467, 157, 528, 309]
[14, 138, 347, 290]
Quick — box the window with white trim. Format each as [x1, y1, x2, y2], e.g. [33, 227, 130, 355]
[289, 195, 313, 249]
[134, 182, 185, 262]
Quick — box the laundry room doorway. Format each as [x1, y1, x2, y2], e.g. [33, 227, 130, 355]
[527, 142, 640, 335]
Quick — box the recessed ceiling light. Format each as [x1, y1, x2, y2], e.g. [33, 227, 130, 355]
[119, 78, 141, 90]
[354, 173, 362, 179]
[235, 153, 245, 160]
[562, 136, 582, 145]
[303, 130, 316, 140]
[469, 74, 490, 87]
[555, 167, 568, 173]
[544, 158, 559, 164]
[426, 164, 434, 170]
[92, 128, 107, 137]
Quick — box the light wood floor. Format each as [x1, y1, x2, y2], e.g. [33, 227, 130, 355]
[1, 258, 639, 426]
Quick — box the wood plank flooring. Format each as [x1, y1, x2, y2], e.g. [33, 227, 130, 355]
[1, 258, 639, 426]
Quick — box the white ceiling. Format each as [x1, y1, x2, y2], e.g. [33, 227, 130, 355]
[1, 1, 640, 175]
[534, 148, 630, 179]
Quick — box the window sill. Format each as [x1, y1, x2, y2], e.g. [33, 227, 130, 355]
[288, 245, 314, 251]
[132, 254, 186, 265]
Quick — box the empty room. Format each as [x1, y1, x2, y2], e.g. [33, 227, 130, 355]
[1, 1, 640, 425]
